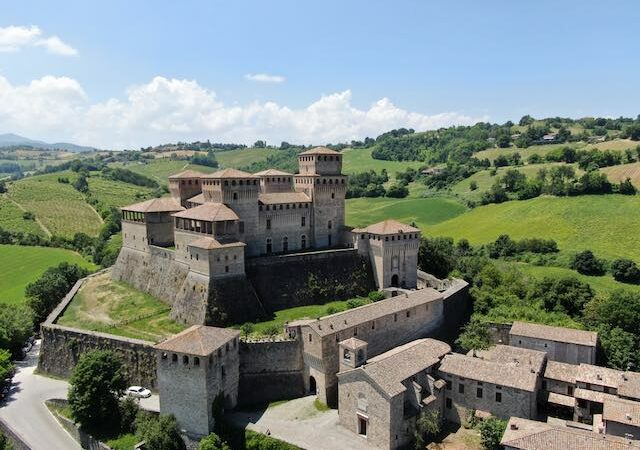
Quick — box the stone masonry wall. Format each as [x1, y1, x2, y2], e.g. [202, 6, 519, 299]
[237, 339, 305, 405]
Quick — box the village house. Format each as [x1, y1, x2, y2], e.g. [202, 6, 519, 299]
[603, 397, 640, 440]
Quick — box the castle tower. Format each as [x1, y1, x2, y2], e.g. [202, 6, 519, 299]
[201, 169, 261, 256]
[294, 147, 347, 248]
[354, 220, 421, 289]
[254, 169, 294, 193]
[120, 198, 184, 250]
[168, 170, 204, 207]
[339, 337, 368, 373]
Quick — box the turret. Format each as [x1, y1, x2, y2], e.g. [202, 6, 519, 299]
[168, 170, 204, 207]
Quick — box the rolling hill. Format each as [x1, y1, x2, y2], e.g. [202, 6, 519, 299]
[0, 133, 97, 153]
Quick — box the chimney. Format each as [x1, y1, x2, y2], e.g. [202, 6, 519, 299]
[510, 423, 519, 430]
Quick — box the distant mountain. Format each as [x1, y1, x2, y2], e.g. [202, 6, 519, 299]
[0, 133, 97, 153]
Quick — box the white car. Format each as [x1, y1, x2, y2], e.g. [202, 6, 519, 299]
[126, 386, 151, 398]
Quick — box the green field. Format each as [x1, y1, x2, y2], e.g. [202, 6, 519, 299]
[7, 172, 103, 237]
[427, 195, 640, 262]
[0, 196, 44, 235]
[341, 147, 424, 175]
[87, 174, 156, 209]
[216, 148, 280, 168]
[111, 160, 217, 184]
[57, 272, 185, 342]
[0, 244, 96, 305]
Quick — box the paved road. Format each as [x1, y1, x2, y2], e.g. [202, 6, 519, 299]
[0, 340, 81, 450]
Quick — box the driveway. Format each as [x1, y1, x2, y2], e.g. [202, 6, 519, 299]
[227, 396, 375, 450]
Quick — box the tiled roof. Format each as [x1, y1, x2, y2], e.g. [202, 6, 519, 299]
[258, 192, 311, 204]
[619, 371, 640, 401]
[501, 417, 640, 450]
[154, 325, 239, 356]
[510, 321, 598, 347]
[544, 361, 578, 384]
[172, 203, 239, 221]
[168, 170, 205, 179]
[202, 168, 257, 179]
[186, 193, 205, 205]
[352, 220, 421, 236]
[547, 392, 576, 408]
[574, 388, 618, 404]
[339, 337, 368, 350]
[254, 169, 293, 176]
[356, 339, 451, 397]
[187, 237, 245, 250]
[299, 146, 340, 155]
[604, 397, 640, 427]
[306, 288, 442, 337]
[576, 363, 627, 389]
[476, 345, 547, 374]
[122, 197, 184, 213]
[438, 353, 539, 392]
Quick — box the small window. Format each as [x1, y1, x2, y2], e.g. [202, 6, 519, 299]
[309, 334, 312, 342]
[266, 219, 271, 230]
[476, 387, 483, 398]
[495, 392, 502, 403]
[161, 352, 167, 360]
[458, 383, 465, 394]
[394, 313, 398, 322]
[406, 310, 411, 318]
[194, 357, 200, 366]
[446, 398, 452, 409]
[221, 365, 226, 379]
[172, 353, 177, 362]
[225, 266, 229, 273]
[446, 380, 452, 390]
[183, 355, 189, 365]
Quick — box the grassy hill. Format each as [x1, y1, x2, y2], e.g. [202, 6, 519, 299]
[0, 244, 96, 305]
[87, 174, 156, 209]
[341, 147, 423, 175]
[427, 195, 640, 262]
[216, 148, 279, 168]
[111, 160, 217, 185]
[0, 196, 44, 235]
[600, 161, 640, 187]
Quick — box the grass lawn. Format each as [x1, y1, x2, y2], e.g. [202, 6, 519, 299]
[105, 434, 138, 450]
[341, 147, 424, 175]
[7, 172, 103, 237]
[0, 195, 44, 235]
[216, 147, 280, 168]
[0, 244, 96, 305]
[57, 272, 185, 342]
[427, 195, 640, 262]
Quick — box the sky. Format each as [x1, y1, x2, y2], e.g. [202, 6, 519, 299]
[0, 0, 638, 149]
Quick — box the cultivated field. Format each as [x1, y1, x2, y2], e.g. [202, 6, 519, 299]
[87, 174, 156, 209]
[600, 162, 640, 187]
[216, 148, 279, 168]
[57, 272, 185, 342]
[341, 147, 424, 175]
[0, 196, 44, 235]
[0, 244, 96, 305]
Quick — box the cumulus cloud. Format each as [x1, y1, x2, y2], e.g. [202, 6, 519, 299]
[0, 75, 485, 149]
[0, 25, 77, 56]
[245, 73, 286, 83]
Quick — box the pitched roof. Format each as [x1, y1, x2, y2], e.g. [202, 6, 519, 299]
[546, 392, 576, 408]
[348, 339, 451, 397]
[299, 146, 341, 155]
[122, 197, 184, 213]
[187, 237, 246, 250]
[544, 360, 578, 384]
[154, 325, 240, 356]
[339, 337, 368, 350]
[352, 220, 421, 235]
[438, 353, 539, 392]
[168, 170, 205, 179]
[305, 288, 442, 337]
[604, 397, 640, 427]
[619, 372, 640, 401]
[475, 345, 547, 374]
[202, 168, 257, 179]
[501, 417, 640, 450]
[575, 363, 627, 389]
[258, 192, 311, 204]
[254, 169, 293, 177]
[172, 203, 239, 221]
[510, 321, 598, 347]
[186, 193, 205, 205]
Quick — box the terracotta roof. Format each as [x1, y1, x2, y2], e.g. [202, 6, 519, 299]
[254, 169, 293, 176]
[438, 353, 539, 392]
[154, 325, 240, 356]
[122, 197, 184, 213]
[352, 220, 421, 235]
[547, 392, 576, 408]
[574, 388, 618, 404]
[604, 397, 640, 427]
[168, 170, 205, 179]
[352, 339, 451, 397]
[339, 337, 368, 350]
[172, 203, 239, 222]
[306, 288, 442, 337]
[187, 237, 245, 250]
[475, 345, 547, 374]
[186, 193, 205, 205]
[202, 168, 257, 179]
[619, 372, 640, 401]
[299, 146, 341, 155]
[258, 192, 311, 204]
[544, 361, 578, 384]
[510, 321, 598, 347]
[501, 417, 640, 450]
[576, 364, 627, 389]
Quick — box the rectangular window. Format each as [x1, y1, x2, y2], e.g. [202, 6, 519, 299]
[239, 221, 245, 233]
[309, 334, 312, 342]
[476, 387, 483, 398]
[567, 386, 574, 396]
[266, 219, 271, 230]
[301, 216, 306, 227]
[458, 384, 465, 394]
[495, 392, 502, 403]
[446, 398, 452, 409]
[446, 380, 452, 391]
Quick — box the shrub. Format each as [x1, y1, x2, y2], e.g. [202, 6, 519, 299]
[469, 180, 478, 191]
[22, 211, 35, 220]
[136, 413, 186, 450]
[478, 417, 507, 450]
[611, 258, 640, 284]
[368, 291, 386, 302]
[570, 250, 606, 276]
[199, 432, 231, 450]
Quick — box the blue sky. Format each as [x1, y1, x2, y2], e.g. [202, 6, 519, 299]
[1, 0, 638, 148]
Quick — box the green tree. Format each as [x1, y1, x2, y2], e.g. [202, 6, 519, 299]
[584, 290, 640, 336]
[456, 318, 491, 354]
[0, 304, 33, 358]
[73, 173, 89, 193]
[136, 413, 186, 450]
[0, 181, 6, 194]
[418, 237, 456, 279]
[240, 323, 254, 339]
[68, 350, 126, 433]
[199, 433, 231, 450]
[478, 417, 507, 450]
[570, 250, 605, 276]
[469, 180, 478, 191]
[263, 324, 280, 341]
[598, 326, 639, 371]
[611, 258, 640, 284]
[0, 429, 13, 450]
[413, 410, 440, 449]
[618, 178, 637, 195]
[253, 140, 266, 148]
[0, 350, 14, 391]
[532, 277, 594, 317]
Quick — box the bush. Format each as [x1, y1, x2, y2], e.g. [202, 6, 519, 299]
[385, 183, 409, 198]
[22, 211, 35, 220]
[611, 258, 640, 284]
[199, 433, 231, 450]
[0, 304, 33, 358]
[136, 413, 186, 450]
[418, 237, 456, 279]
[478, 417, 507, 450]
[570, 250, 606, 276]
[368, 291, 386, 302]
[469, 180, 478, 191]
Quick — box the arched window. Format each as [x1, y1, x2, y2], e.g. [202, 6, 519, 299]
[266, 238, 272, 254]
[301, 235, 307, 249]
[233, 192, 238, 200]
[328, 220, 332, 230]
[183, 355, 189, 365]
[231, 180, 237, 186]
[282, 236, 289, 252]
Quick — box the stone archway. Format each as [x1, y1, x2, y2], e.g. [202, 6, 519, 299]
[309, 376, 317, 394]
[391, 274, 399, 287]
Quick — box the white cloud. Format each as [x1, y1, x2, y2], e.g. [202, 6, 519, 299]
[245, 73, 286, 84]
[0, 25, 77, 56]
[0, 75, 486, 149]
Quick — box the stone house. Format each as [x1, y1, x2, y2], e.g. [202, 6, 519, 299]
[604, 397, 640, 441]
[509, 321, 597, 365]
[337, 338, 451, 450]
[154, 325, 240, 437]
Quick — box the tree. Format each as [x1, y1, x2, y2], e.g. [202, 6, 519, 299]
[0, 304, 33, 358]
[478, 418, 507, 450]
[618, 178, 637, 195]
[199, 433, 231, 450]
[413, 410, 440, 449]
[611, 258, 640, 283]
[418, 237, 456, 279]
[0, 181, 6, 194]
[68, 350, 126, 433]
[570, 250, 605, 276]
[385, 183, 409, 198]
[519, 115, 534, 126]
[584, 290, 640, 336]
[532, 277, 594, 317]
[487, 234, 517, 258]
[469, 180, 478, 191]
[263, 324, 280, 341]
[456, 318, 491, 354]
[240, 323, 254, 339]
[253, 140, 266, 148]
[136, 413, 186, 450]
[0, 429, 13, 450]
[598, 326, 639, 371]
[0, 350, 14, 391]
[73, 174, 89, 193]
